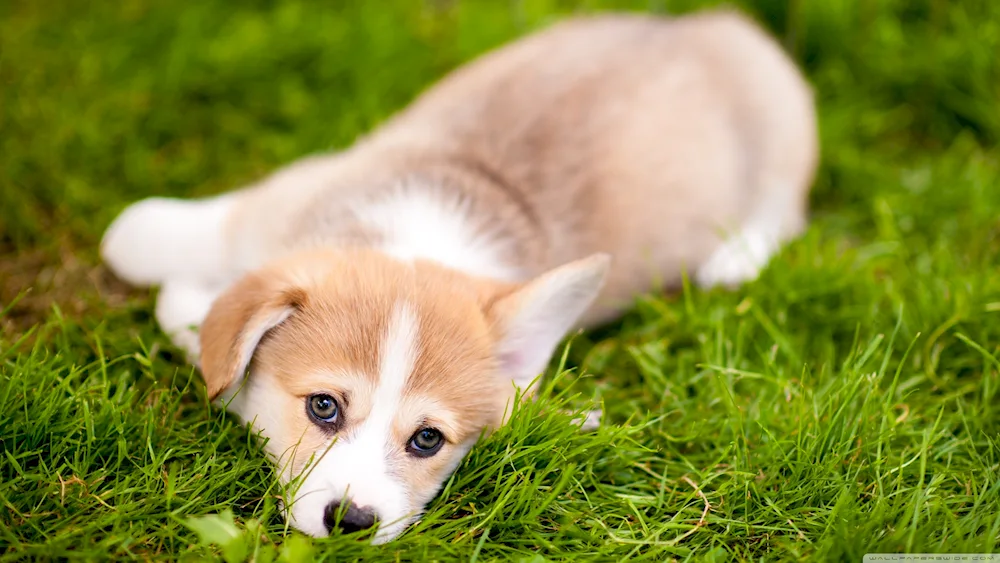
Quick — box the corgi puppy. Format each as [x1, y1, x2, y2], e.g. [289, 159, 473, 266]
[101, 10, 817, 543]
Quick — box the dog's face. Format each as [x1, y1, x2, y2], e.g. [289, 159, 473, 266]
[198, 249, 608, 542]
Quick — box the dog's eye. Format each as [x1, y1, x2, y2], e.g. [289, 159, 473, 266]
[407, 428, 444, 457]
[307, 394, 339, 425]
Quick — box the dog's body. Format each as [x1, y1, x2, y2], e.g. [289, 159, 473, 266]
[102, 11, 817, 542]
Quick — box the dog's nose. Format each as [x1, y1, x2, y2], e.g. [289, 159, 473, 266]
[323, 500, 377, 534]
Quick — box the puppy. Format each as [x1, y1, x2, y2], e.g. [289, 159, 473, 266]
[101, 10, 817, 543]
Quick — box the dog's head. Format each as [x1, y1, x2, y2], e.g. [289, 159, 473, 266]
[198, 248, 608, 542]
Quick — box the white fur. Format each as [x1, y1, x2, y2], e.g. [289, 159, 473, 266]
[102, 196, 238, 363]
[154, 280, 225, 361]
[695, 223, 780, 288]
[288, 302, 419, 542]
[695, 188, 797, 288]
[353, 184, 520, 282]
[227, 372, 291, 446]
[100, 196, 235, 286]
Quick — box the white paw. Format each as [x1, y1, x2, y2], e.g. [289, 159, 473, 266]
[695, 228, 777, 289]
[155, 279, 226, 362]
[101, 198, 176, 285]
[101, 196, 233, 286]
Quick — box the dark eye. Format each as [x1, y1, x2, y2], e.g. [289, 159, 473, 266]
[407, 428, 444, 457]
[307, 394, 339, 425]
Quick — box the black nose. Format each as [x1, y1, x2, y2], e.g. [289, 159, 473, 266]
[323, 500, 377, 534]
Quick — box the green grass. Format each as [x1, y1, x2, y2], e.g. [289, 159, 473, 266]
[2, 0, 999, 560]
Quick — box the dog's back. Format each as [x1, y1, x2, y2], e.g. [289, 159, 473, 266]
[356, 11, 818, 321]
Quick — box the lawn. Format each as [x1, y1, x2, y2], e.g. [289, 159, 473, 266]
[2, 0, 999, 560]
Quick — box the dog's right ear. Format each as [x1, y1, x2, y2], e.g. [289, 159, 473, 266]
[199, 272, 305, 400]
[483, 253, 610, 394]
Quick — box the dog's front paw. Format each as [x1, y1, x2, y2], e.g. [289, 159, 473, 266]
[101, 198, 182, 285]
[101, 196, 233, 286]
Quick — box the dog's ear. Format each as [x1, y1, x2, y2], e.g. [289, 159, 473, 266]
[199, 271, 305, 400]
[485, 253, 610, 393]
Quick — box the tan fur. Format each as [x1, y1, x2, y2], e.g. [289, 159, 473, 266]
[199, 272, 306, 398]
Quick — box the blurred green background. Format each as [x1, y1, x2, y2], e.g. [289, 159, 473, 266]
[1, 0, 999, 560]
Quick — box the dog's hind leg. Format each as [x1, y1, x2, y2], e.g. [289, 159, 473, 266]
[694, 113, 816, 288]
[693, 193, 797, 289]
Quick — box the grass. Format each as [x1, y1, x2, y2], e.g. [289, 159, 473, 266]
[1, 0, 999, 560]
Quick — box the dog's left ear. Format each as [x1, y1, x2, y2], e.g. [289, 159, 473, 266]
[199, 271, 305, 400]
[485, 253, 610, 393]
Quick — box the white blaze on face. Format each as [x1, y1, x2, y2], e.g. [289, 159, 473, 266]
[287, 302, 420, 543]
